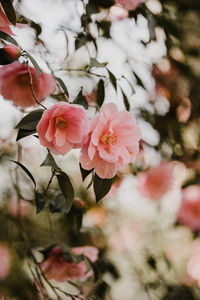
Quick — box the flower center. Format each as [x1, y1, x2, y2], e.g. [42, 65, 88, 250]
[100, 132, 117, 153]
[19, 74, 30, 86]
[55, 117, 68, 130]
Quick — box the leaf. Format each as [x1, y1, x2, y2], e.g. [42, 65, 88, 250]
[146, 12, 156, 41]
[15, 109, 44, 130]
[56, 172, 74, 214]
[107, 69, 117, 90]
[79, 163, 93, 181]
[0, 31, 18, 46]
[122, 75, 135, 95]
[49, 193, 67, 213]
[90, 58, 108, 68]
[35, 191, 46, 214]
[121, 90, 130, 111]
[0, 48, 15, 65]
[11, 160, 36, 189]
[96, 79, 105, 108]
[55, 77, 69, 98]
[75, 33, 89, 50]
[133, 71, 145, 90]
[40, 151, 59, 171]
[73, 89, 88, 109]
[16, 129, 36, 141]
[0, 0, 16, 25]
[25, 52, 41, 78]
[93, 173, 114, 202]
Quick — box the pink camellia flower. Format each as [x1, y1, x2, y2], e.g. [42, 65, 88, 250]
[80, 103, 141, 179]
[115, 0, 145, 11]
[177, 185, 200, 231]
[0, 244, 10, 280]
[0, 62, 56, 108]
[40, 246, 98, 282]
[37, 102, 90, 155]
[0, 5, 13, 35]
[137, 162, 173, 200]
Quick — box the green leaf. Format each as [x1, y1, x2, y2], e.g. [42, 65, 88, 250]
[93, 173, 114, 202]
[0, 31, 18, 46]
[0, 0, 16, 25]
[96, 79, 105, 108]
[73, 89, 88, 109]
[40, 151, 60, 171]
[16, 129, 36, 141]
[122, 75, 135, 95]
[133, 71, 145, 90]
[79, 163, 93, 181]
[0, 48, 15, 65]
[90, 58, 108, 68]
[25, 52, 41, 78]
[56, 172, 74, 213]
[15, 109, 44, 130]
[35, 191, 46, 214]
[107, 69, 117, 90]
[49, 193, 66, 213]
[121, 90, 130, 111]
[55, 77, 69, 98]
[11, 160, 36, 189]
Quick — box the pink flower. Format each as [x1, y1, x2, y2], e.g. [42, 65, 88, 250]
[80, 103, 141, 179]
[106, 5, 129, 21]
[0, 62, 56, 108]
[137, 162, 173, 200]
[177, 185, 200, 231]
[0, 244, 10, 280]
[37, 102, 90, 155]
[0, 6, 13, 35]
[115, 0, 145, 11]
[40, 246, 98, 282]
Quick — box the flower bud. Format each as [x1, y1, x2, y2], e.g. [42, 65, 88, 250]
[3, 45, 21, 60]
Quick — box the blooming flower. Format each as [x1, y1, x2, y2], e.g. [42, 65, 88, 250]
[37, 102, 90, 155]
[0, 62, 56, 108]
[0, 244, 10, 280]
[80, 103, 141, 179]
[106, 5, 129, 21]
[177, 185, 200, 231]
[40, 246, 98, 282]
[115, 0, 145, 11]
[137, 162, 173, 200]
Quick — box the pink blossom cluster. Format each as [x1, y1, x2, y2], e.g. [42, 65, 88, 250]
[40, 246, 98, 282]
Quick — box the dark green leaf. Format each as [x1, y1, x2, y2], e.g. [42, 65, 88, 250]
[107, 69, 117, 90]
[96, 79, 105, 108]
[75, 33, 91, 50]
[0, 0, 16, 25]
[49, 193, 66, 213]
[79, 163, 93, 181]
[15, 109, 44, 130]
[16, 129, 36, 141]
[0, 48, 15, 65]
[121, 90, 130, 111]
[25, 52, 41, 78]
[93, 173, 114, 202]
[90, 58, 108, 68]
[55, 77, 69, 98]
[73, 89, 88, 109]
[56, 172, 74, 213]
[40, 151, 59, 171]
[147, 12, 156, 41]
[11, 160, 36, 188]
[122, 75, 135, 95]
[0, 31, 18, 46]
[35, 191, 46, 214]
[133, 71, 145, 89]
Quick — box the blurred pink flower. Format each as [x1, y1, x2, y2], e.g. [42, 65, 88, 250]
[80, 103, 141, 179]
[40, 246, 98, 282]
[115, 0, 145, 11]
[37, 102, 90, 155]
[177, 185, 200, 231]
[0, 6, 13, 35]
[84, 90, 96, 107]
[106, 5, 129, 21]
[8, 199, 32, 218]
[0, 244, 10, 280]
[0, 62, 56, 108]
[137, 162, 174, 200]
